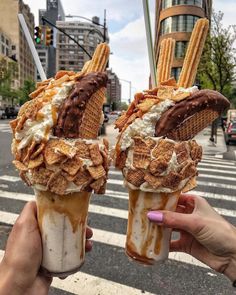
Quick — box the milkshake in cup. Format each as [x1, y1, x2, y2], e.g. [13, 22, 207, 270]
[35, 190, 91, 275]
[116, 136, 202, 264]
[126, 189, 180, 264]
[10, 43, 110, 276]
[114, 18, 229, 265]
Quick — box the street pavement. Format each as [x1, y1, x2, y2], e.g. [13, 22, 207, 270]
[0, 120, 236, 295]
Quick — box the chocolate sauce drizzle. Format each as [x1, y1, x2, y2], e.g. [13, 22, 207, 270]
[54, 72, 108, 138]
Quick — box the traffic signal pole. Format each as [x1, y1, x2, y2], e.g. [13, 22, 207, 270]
[18, 14, 47, 81]
[41, 17, 92, 58]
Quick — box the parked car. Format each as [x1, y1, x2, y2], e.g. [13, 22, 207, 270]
[225, 121, 236, 144]
[5, 106, 18, 119]
[0, 108, 6, 119]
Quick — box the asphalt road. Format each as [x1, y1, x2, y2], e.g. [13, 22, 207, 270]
[0, 119, 236, 295]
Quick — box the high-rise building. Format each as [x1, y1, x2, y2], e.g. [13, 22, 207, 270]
[154, 0, 212, 81]
[56, 19, 107, 72]
[0, 0, 35, 86]
[39, 0, 65, 25]
[37, 0, 65, 80]
[106, 69, 121, 109]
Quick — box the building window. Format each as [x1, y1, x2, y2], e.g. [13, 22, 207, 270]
[171, 67, 182, 80]
[162, 0, 203, 9]
[175, 41, 188, 58]
[160, 15, 200, 34]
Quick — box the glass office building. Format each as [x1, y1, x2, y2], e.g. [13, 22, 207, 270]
[154, 0, 212, 81]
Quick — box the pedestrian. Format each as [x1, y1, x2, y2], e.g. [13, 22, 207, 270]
[147, 194, 236, 287]
[0, 201, 93, 295]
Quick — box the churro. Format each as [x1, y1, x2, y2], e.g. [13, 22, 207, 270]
[157, 38, 175, 85]
[178, 18, 209, 88]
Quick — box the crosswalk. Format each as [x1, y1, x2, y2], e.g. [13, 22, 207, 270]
[0, 122, 12, 133]
[0, 156, 236, 294]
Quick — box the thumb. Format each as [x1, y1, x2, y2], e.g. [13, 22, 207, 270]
[147, 210, 202, 235]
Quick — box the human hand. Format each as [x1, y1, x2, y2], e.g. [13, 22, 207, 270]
[0, 201, 93, 295]
[147, 194, 236, 282]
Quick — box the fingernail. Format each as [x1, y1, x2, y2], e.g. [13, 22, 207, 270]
[147, 211, 163, 223]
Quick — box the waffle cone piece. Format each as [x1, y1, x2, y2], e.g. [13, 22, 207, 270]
[79, 87, 106, 139]
[157, 38, 175, 85]
[155, 90, 230, 140]
[178, 18, 209, 88]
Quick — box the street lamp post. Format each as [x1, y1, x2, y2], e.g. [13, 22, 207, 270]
[66, 10, 107, 42]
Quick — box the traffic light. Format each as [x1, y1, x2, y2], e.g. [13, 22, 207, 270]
[45, 27, 53, 46]
[34, 26, 42, 44]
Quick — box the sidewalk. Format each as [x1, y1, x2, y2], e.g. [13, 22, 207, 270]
[195, 127, 227, 156]
[102, 124, 227, 156]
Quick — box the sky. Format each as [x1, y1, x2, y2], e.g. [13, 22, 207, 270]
[23, 0, 236, 102]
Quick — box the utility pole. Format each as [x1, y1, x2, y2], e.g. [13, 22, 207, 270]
[103, 9, 107, 42]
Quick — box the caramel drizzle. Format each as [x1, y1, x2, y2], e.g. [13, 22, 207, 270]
[126, 190, 177, 264]
[36, 190, 91, 234]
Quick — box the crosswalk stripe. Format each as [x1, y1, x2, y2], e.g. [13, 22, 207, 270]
[0, 211, 209, 271]
[5, 174, 235, 190]
[199, 173, 236, 181]
[109, 169, 236, 178]
[1, 187, 236, 207]
[0, 187, 236, 219]
[202, 158, 236, 165]
[0, 175, 20, 182]
[199, 162, 236, 169]
[109, 167, 236, 180]
[1, 168, 235, 185]
[198, 167, 236, 175]
[107, 178, 236, 191]
[0, 250, 156, 295]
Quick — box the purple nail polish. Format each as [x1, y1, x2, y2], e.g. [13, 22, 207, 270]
[147, 211, 163, 223]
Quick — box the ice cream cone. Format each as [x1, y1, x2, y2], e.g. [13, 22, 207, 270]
[126, 189, 181, 265]
[35, 189, 91, 276]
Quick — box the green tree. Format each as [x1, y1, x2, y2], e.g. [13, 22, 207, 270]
[198, 11, 236, 98]
[18, 79, 36, 105]
[0, 57, 18, 105]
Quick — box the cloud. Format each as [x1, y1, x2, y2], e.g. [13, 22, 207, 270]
[214, 0, 236, 27]
[109, 14, 155, 99]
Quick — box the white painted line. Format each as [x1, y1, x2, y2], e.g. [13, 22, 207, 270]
[192, 191, 236, 202]
[201, 160, 236, 168]
[0, 214, 209, 271]
[199, 173, 236, 182]
[3, 187, 235, 206]
[0, 175, 21, 182]
[109, 168, 236, 176]
[1, 186, 236, 220]
[198, 167, 236, 175]
[0, 250, 156, 295]
[197, 180, 236, 191]
[0, 191, 128, 219]
[202, 157, 232, 163]
[0, 190, 33, 201]
[108, 178, 236, 191]
[215, 155, 223, 159]
[0, 184, 8, 189]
